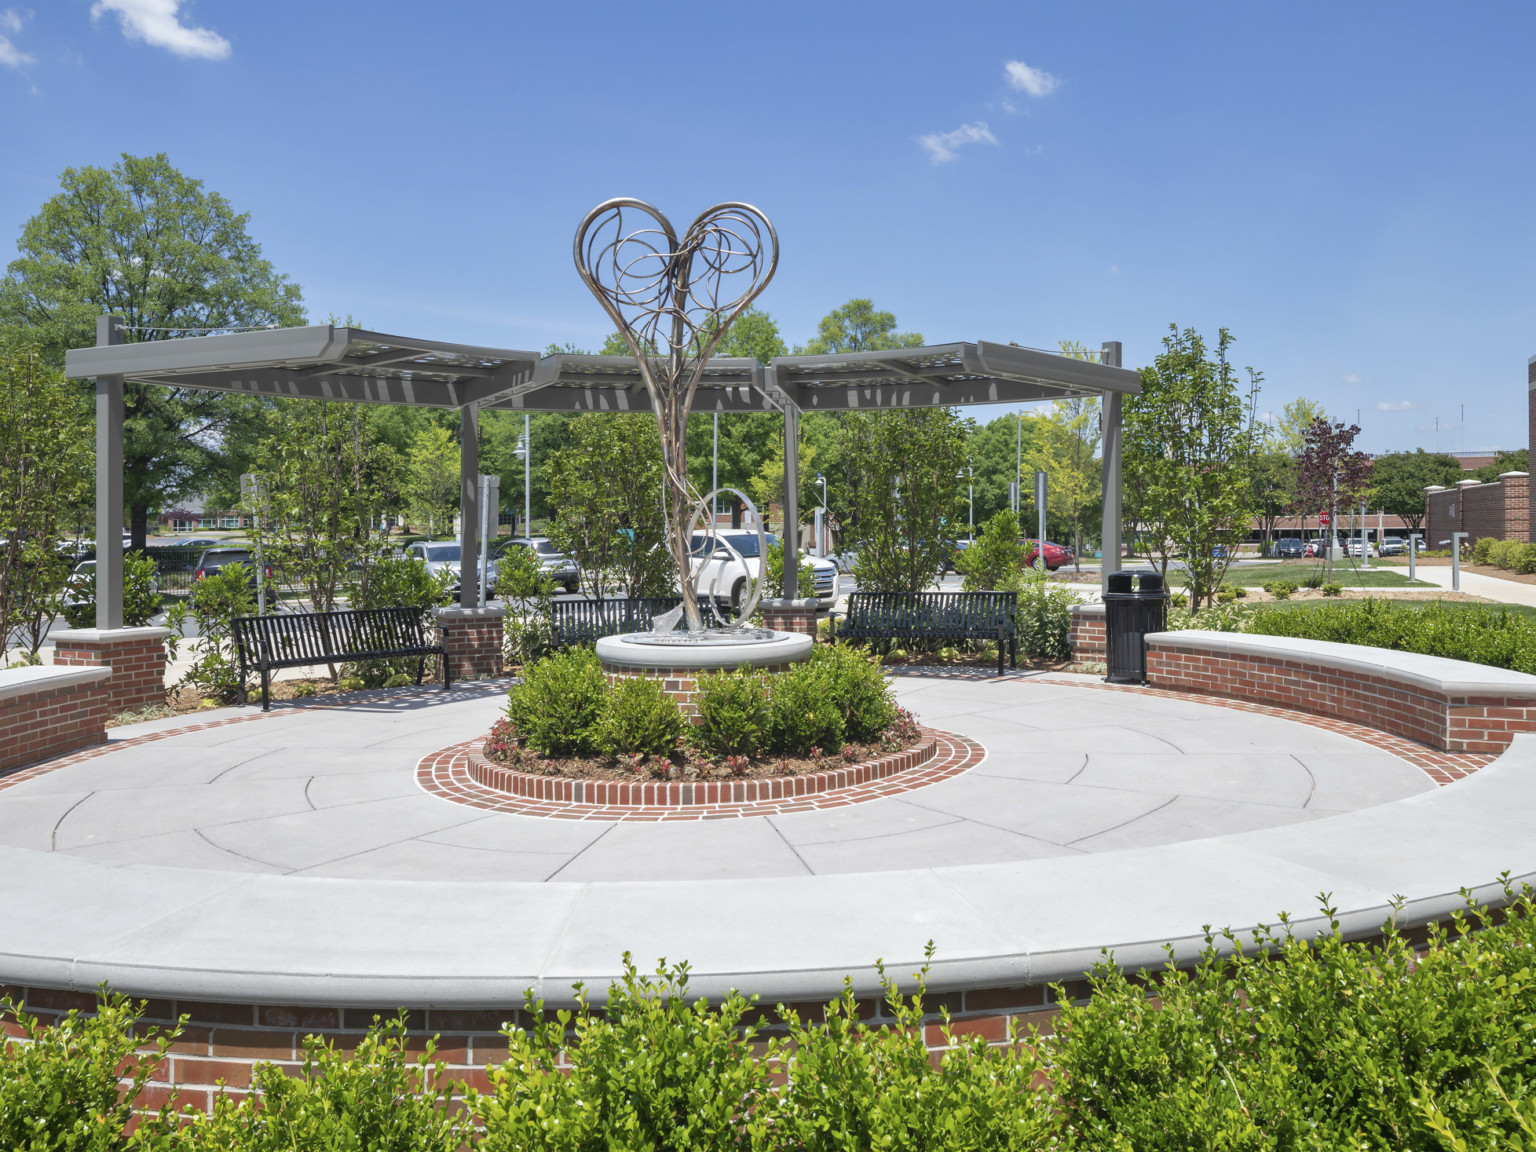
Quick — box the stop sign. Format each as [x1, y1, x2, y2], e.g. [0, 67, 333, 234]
[1319, 514, 1331, 525]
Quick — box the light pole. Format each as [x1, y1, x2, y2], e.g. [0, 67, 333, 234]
[957, 465, 974, 543]
[815, 473, 827, 555]
[513, 414, 530, 536]
[712, 412, 720, 527]
[1014, 412, 1022, 514]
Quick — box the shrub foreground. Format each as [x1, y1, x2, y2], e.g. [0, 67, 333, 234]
[6, 890, 1536, 1150]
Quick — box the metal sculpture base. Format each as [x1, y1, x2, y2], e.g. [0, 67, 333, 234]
[595, 628, 813, 671]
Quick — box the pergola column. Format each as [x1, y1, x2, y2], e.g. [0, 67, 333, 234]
[781, 394, 800, 600]
[458, 403, 479, 610]
[95, 315, 124, 629]
[1099, 340, 1124, 593]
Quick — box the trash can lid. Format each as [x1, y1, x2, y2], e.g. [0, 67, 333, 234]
[1106, 571, 1135, 593]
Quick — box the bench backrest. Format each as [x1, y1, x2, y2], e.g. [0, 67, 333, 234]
[845, 591, 1016, 636]
[551, 597, 683, 647]
[234, 607, 433, 665]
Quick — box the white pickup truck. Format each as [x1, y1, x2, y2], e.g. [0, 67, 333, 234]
[689, 531, 838, 611]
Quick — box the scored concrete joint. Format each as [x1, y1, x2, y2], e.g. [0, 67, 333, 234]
[434, 606, 505, 682]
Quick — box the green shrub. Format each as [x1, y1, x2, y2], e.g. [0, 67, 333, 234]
[694, 665, 770, 757]
[496, 544, 557, 666]
[61, 550, 161, 630]
[505, 647, 609, 756]
[1473, 536, 1497, 565]
[1321, 581, 1343, 596]
[1302, 572, 1325, 589]
[1215, 587, 1236, 603]
[1248, 597, 1536, 673]
[1016, 564, 1074, 660]
[1263, 579, 1297, 599]
[1167, 601, 1249, 633]
[764, 539, 816, 600]
[598, 675, 686, 758]
[955, 510, 1027, 591]
[768, 659, 846, 755]
[1487, 538, 1521, 570]
[164, 563, 257, 703]
[183, 1013, 471, 1151]
[810, 644, 895, 742]
[0, 991, 179, 1151]
[1518, 543, 1536, 575]
[473, 958, 776, 1152]
[342, 555, 454, 687]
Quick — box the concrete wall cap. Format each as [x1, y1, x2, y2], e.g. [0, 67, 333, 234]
[1501, 471, 1530, 479]
[2, 734, 1535, 1007]
[1148, 629, 1536, 697]
[433, 606, 506, 621]
[46, 627, 172, 644]
[596, 630, 812, 670]
[1069, 602, 1106, 617]
[1456, 479, 1483, 488]
[0, 665, 112, 703]
[1424, 485, 1447, 493]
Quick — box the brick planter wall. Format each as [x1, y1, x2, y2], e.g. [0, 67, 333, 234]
[1068, 604, 1106, 660]
[434, 607, 504, 681]
[466, 733, 939, 806]
[0, 667, 112, 772]
[48, 627, 170, 717]
[761, 597, 819, 638]
[1145, 639, 1536, 753]
[0, 981, 1066, 1116]
[599, 659, 798, 716]
[1424, 471, 1530, 548]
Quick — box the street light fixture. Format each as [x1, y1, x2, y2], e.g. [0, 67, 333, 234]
[815, 473, 828, 556]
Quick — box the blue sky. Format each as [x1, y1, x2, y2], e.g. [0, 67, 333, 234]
[1, 1, 1532, 454]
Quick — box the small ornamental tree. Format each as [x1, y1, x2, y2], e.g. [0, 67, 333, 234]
[1123, 326, 1262, 609]
[1293, 417, 1372, 578]
[956, 510, 1027, 592]
[836, 408, 969, 594]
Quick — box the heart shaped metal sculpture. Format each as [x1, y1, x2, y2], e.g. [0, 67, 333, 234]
[574, 199, 778, 633]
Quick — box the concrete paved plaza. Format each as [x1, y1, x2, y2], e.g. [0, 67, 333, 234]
[0, 672, 1433, 883]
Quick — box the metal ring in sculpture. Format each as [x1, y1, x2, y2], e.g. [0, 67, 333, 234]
[684, 488, 769, 630]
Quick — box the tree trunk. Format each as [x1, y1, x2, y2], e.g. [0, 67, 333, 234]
[131, 504, 150, 551]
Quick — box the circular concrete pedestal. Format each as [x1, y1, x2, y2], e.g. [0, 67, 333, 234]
[595, 629, 813, 670]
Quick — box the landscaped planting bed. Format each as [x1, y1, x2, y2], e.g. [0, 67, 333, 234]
[488, 645, 924, 781]
[7, 890, 1536, 1149]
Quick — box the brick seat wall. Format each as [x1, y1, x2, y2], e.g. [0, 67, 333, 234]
[1144, 634, 1536, 754]
[0, 667, 113, 772]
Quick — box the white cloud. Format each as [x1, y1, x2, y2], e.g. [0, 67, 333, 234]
[0, 6, 32, 67]
[1004, 59, 1060, 98]
[1341, 372, 1363, 384]
[919, 121, 998, 164]
[1377, 400, 1417, 412]
[91, 0, 229, 60]
[1108, 265, 1121, 275]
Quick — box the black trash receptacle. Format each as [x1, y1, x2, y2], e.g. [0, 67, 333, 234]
[1103, 570, 1169, 684]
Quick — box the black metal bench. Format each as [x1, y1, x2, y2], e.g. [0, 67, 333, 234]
[550, 596, 685, 647]
[233, 607, 446, 711]
[830, 591, 1018, 675]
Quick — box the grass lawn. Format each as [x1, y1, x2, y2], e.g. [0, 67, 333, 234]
[1168, 562, 1434, 590]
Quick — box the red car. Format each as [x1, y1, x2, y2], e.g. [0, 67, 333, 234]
[1023, 540, 1074, 571]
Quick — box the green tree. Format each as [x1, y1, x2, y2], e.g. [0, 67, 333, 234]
[0, 346, 91, 659]
[0, 153, 306, 547]
[404, 424, 460, 536]
[1249, 441, 1297, 557]
[1473, 448, 1529, 484]
[800, 298, 923, 354]
[251, 401, 398, 620]
[546, 413, 673, 600]
[836, 408, 970, 593]
[1124, 325, 1261, 608]
[1029, 397, 1101, 569]
[714, 305, 788, 363]
[1371, 448, 1465, 533]
[1276, 396, 1327, 452]
[956, 510, 1028, 591]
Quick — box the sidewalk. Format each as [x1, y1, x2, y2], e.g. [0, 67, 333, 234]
[1402, 564, 1536, 609]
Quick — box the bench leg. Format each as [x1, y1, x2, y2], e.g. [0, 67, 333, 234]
[415, 656, 425, 686]
[261, 669, 271, 713]
[442, 649, 452, 692]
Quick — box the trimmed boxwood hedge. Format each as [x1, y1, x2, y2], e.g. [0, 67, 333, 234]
[1247, 597, 1536, 674]
[8, 889, 1536, 1150]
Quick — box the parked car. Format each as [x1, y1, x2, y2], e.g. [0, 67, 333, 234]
[1022, 539, 1074, 571]
[945, 540, 970, 573]
[171, 537, 221, 549]
[496, 536, 578, 594]
[60, 559, 161, 615]
[1378, 536, 1405, 556]
[404, 540, 502, 598]
[1346, 539, 1376, 558]
[690, 531, 839, 610]
[193, 547, 272, 591]
[1274, 538, 1305, 559]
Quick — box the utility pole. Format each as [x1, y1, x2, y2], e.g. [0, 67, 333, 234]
[712, 412, 719, 525]
[1014, 412, 1022, 514]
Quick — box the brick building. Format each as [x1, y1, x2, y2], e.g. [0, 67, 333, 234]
[1423, 473, 1529, 549]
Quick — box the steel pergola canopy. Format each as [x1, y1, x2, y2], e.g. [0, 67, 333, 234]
[64, 327, 1140, 413]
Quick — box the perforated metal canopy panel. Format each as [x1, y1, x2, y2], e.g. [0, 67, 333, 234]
[64, 326, 1139, 413]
